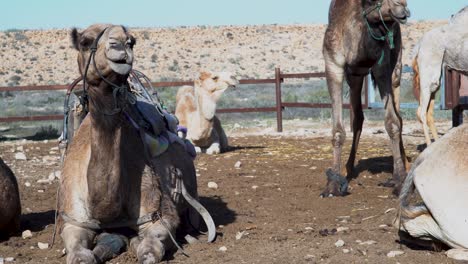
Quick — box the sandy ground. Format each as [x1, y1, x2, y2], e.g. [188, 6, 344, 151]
[0, 120, 461, 263]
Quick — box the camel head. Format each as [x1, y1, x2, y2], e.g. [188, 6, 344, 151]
[195, 71, 239, 101]
[363, 0, 410, 24]
[71, 24, 136, 85]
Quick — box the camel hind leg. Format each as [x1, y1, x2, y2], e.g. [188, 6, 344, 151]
[427, 93, 439, 141]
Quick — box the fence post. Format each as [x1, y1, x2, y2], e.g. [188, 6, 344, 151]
[275, 67, 283, 132]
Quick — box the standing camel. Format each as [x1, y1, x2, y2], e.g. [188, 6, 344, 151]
[60, 24, 203, 264]
[0, 157, 21, 238]
[175, 71, 238, 154]
[321, 0, 411, 197]
[413, 6, 468, 146]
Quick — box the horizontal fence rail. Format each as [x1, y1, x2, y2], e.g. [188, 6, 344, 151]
[1, 67, 466, 131]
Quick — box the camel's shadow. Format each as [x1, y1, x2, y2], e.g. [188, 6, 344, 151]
[21, 210, 56, 232]
[350, 156, 393, 180]
[224, 145, 265, 153]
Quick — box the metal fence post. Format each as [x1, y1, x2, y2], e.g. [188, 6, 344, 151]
[275, 67, 283, 132]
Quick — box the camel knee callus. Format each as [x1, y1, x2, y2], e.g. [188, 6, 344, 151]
[321, 0, 410, 196]
[0, 157, 21, 238]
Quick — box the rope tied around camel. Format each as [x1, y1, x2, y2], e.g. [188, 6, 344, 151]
[362, 0, 395, 65]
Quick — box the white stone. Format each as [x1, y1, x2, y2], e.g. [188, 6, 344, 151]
[337, 227, 349, 232]
[342, 249, 350, 254]
[335, 239, 345, 247]
[234, 161, 242, 168]
[219, 246, 227, 252]
[252, 185, 258, 190]
[24, 182, 31, 187]
[38, 189, 44, 193]
[22, 230, 33, 239]
[385, 208, 396, 214]
[37, 179, 50, 184]
[359, 240, 376, 245]
[208, 182, 218, 189]
[236, 231, 246, 240]
[38, 242, 49, 249]
[4, 257, 14, 262]
[304, 254, 315, 261]
[15, 152, 27, 160]
[446, 249, 468, 261]
[48, 171, 61, 181]
[16, 146, 23, 152]
[387, 250, 404, 257]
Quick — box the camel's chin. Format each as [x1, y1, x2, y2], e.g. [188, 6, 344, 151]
[109, 61, 132, 75]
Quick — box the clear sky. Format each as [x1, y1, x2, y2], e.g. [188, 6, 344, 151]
[1, 0, 466, 30]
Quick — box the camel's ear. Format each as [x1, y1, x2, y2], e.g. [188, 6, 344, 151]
[199, 72, 211, 81]
[129, 35, 136, 48]
[71, 28, 80, 50]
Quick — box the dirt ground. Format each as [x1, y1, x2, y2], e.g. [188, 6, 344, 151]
[0, 121, 460, 263]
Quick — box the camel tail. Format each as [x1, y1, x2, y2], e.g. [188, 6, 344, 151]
[412, 54, 421, 101]
[398, 157, 430, 220]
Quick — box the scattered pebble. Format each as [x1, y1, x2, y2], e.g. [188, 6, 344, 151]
[38, 190, 45, 193]
[379, 224, 388, 229]
[5, 257, 15, 262]
[446, 249, 468, 261]
[385, 208, 396, 214]
[24, 182, 31, 187]
[207, 182, 218, 189]
[252, 185, 258, 190]
[342, 249, 350, 254]
[236, 231, 246, 240]
[37, 179, 50, 184]
[387, 250, 404, 257]
[219, 246, 227, 252]
[15, 152, 27, 160]
[22, 230, 33, 239]
[337, 227, 349, 232]
[305, 227, 313, 231]
[335, 239, 345, 247]
[234, 161, 242, 168]
[304, 254, 315, 261]
[38, 242, 49, 250]
[359, 240, 376, 245]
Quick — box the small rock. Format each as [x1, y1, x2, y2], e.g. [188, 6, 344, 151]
[337, 227, 349, 232]
[24, 182, 31, 187]
[48, 171, 61, 181]
[50, 146, 59, 151]
[446, 249, 468, 261]
[16, 146, 24, 151]
[15, 152, 27, 160]
[387, 250, 404, 257]
[385, 208, 396, 214]
[38, 189, 45, 193]
[379, 224, 388, 229]
[38, 242, 49, 250]
[304, 254, 315, 261]
[310, 166, 317, 170]
[5, 257, 15, 262]
[22, 230, 33, 239]
[207, 182, 218, 189]
[342, 249, 350, 254]
[233, 123, 241, 129]
[305, 227, 313, 231]
[234, 161, 242, 168]
[37, 179, 50, 184]
[252, 185, 258, 190]
[219, 246, 227, 252]
[359, 240, 377, 245]
[236, 231, 246, 240]
[335, 239, 345, 247]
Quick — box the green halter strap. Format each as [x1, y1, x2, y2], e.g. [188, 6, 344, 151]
[362, 0, 395, 65]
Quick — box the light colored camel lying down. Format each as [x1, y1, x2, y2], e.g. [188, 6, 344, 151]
[398, 123, 468, 249]
[175, 71, 238, 154]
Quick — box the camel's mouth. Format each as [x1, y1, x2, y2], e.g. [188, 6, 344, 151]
[391, 13, 408, 24]
[108, 60, 133, 75]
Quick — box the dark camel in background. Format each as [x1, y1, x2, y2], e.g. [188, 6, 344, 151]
[321, 0, 411, 197]
[0, 157, 21, 238]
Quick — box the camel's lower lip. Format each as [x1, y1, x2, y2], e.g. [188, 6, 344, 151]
[109, 61, 132, 75]
[391, 14, 408, 24]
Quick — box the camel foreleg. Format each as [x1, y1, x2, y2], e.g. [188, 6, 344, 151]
[62, 224, 97, 264]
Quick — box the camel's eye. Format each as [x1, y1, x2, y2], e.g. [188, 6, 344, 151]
[79, 37, 93, 50]
[126, 37, 136, 48]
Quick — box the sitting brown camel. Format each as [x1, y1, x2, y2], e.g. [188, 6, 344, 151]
[60, 24, 205, 264]
[175, 71, 238, 154]
[321, 0, 411, 197]
[0, 157, 21, 238]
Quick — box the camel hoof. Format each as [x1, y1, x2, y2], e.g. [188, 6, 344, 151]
[206, 144, 221, 155]
[185, 234, 199, 244]
[67, 250, 98, 264]
[320, 169, 349, 198]
[137, 240, 164, 264]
